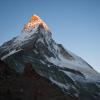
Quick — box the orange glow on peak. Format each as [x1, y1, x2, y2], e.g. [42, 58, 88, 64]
[22, 15, 48, 32]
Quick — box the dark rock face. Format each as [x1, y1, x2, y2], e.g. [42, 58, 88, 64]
[0, 46, 100, 100]
[0, 60, 12, 78]
[0, 62, 79, 100]
[58, 44, 74, 60]
[0, 60, 6, 73]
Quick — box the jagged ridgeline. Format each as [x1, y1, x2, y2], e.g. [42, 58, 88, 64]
[0, 15, 100, 100]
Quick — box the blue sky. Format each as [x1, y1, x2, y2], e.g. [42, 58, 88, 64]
[0, 0, 100, 72]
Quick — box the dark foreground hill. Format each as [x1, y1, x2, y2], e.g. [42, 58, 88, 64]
[0, 61, 78, 100]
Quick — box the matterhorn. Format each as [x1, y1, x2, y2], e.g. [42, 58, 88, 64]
[0, 15, 100, 100]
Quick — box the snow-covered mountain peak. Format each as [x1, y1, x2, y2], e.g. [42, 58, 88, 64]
[13, 15, 52, 45]
[22, 15, 49, 32]
[0, 15, 100, 99]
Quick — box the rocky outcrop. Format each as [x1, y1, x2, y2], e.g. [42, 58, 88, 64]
[0, 61, 78, 100]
